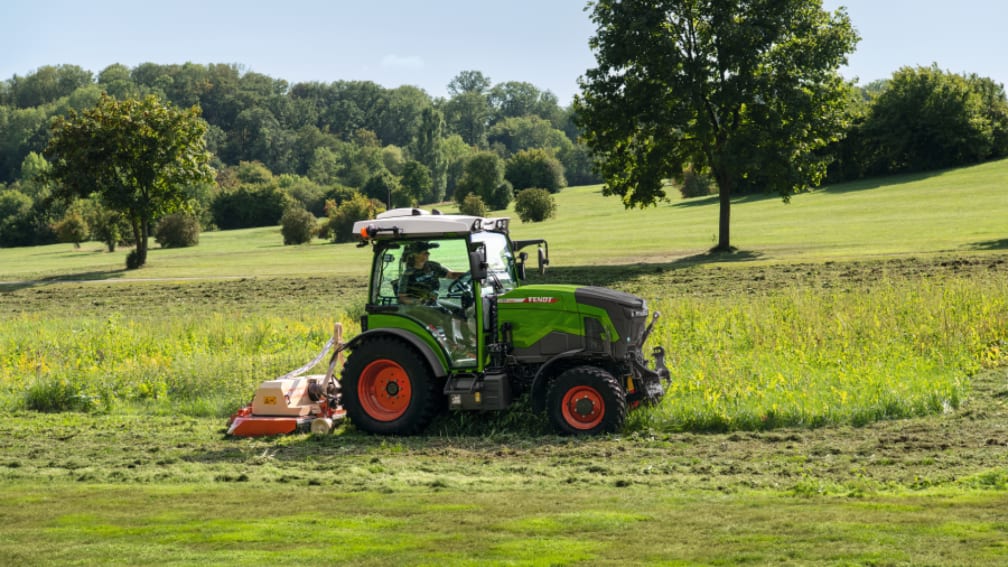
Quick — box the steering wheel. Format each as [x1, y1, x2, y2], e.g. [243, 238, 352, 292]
[447, 271, 471, 294]
[445, 272, 474, 310]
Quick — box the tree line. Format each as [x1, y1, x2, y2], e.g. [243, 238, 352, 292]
[2, 47, 1008, 252]
[0, 63, 584, 249]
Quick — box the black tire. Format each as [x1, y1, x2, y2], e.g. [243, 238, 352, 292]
[546, 366, 626, 435]
[342, 336, 440, 435]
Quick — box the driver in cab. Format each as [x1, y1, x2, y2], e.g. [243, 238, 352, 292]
[397, 241, 464, 305]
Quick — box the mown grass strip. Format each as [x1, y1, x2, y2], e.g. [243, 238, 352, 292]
[1, 484, 1005, 566]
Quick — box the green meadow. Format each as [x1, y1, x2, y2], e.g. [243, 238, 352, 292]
[3, 158, 1006, 282]
[1, 160, 1007, 564]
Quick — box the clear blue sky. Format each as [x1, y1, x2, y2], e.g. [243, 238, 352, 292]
[3, 1, 1006, 105]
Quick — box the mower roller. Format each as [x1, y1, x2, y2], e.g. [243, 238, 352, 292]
[227, 324, 347, 436]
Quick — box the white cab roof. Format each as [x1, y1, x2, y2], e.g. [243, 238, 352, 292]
[352, 208, 510, 240]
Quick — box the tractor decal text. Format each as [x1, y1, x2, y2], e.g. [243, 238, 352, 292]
[499, 297, 559, 304]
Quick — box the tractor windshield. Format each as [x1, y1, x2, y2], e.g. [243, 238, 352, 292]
[471, 231, 516, 294]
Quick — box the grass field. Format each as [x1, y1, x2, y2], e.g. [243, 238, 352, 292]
[2, 158, 1007, 282]
[1, 159, 1007, 564]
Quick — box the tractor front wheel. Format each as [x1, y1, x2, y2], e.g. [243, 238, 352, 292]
[342, 336, 440, 435]
[546, 366, 626, 435]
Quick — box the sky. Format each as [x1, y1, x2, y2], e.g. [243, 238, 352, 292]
[3, 1, 1007, 106]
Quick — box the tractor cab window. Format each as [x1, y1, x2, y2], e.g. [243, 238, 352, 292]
[371, 238, 478, 367]
[471, 231, 516, 295]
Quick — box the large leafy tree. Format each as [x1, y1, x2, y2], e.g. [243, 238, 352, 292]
[45, 94, 214, 268]
[575, 0, 858, 251]
[445, 71, 493, 147]
[410, 107, 448, 202]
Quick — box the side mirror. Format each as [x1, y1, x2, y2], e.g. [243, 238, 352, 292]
[537, 246, 549, 275]
[517, 252, 528, 280]
[469, 244, 488, 281]
[511, 239, 549, 278]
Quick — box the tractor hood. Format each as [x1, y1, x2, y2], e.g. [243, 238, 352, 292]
[497, 284, 650, 360]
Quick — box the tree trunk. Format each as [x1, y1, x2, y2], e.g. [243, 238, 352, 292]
[715, 187, 732, 252]
[127, 213, 146, 269]
[712, 165, 735, 252]
[137, 216, 149, 267]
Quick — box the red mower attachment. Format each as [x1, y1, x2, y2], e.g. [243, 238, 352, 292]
[227, 324, 347, 437]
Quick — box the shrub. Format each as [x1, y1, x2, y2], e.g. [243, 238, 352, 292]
[361, 169, 400, 208]
[489, 180, 514, 211]
[459, 193, 488, 217]
[53, 211, 89, 248]
[514, 188, 556, 222]
[280, 207, 317, 245]
[126, 249, 142, 270]
[0, 189, 34, 247]
[455, 151, 509, 210]
[23, 376, 99, 413]
[86, 205, 129, 252]
[506, 148, 567, 193]
[210, 184, 291, 229]
[154, 213, 200, 248]
[326, 192, 384, 243]
[679, 167, 716, 198]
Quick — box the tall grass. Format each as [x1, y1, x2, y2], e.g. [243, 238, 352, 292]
[2, 271, 1005, 431]
[631, 272, 1008, 431]
[1, 309, 360, 417]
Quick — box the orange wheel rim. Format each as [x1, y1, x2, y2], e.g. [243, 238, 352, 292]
[561, 385, 604, 430]
[358, 359, 412, 421]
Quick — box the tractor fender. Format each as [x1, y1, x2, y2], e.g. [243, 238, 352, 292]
[529, 348, 586, 413]
[345, 329, 448, 378]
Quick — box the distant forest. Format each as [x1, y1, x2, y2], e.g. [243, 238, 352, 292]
[1, 62, 1007, 247]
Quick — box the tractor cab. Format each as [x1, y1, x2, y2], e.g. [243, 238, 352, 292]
[355, 208, 532, 370]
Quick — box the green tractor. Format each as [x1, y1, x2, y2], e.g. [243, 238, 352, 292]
[342, 208, 669, 436]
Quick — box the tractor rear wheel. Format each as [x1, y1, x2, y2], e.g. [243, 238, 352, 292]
[546, 366, 626, 435]
[342, 336, 440, 435]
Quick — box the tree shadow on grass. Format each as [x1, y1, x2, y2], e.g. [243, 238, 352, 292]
[526, 249, 766, 288]
[820, 169, 947, 195]
[969, 239, 1008, 251]
[671, 192, 782, 209]
[0, 269, 126, 292]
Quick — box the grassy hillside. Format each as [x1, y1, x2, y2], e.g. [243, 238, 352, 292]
[2, 158, 1006, 281]
[511, 158, 1008, 266]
